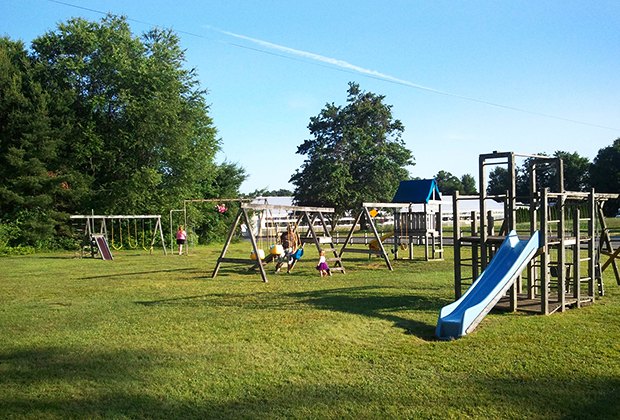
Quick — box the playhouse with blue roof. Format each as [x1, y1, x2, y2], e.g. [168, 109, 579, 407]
[338, 179, 444, 268]
[391, 179, 444, 261]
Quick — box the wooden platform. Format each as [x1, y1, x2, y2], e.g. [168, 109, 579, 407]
[495, 293, 595, 314]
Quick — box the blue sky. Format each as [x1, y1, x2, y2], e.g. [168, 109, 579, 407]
[2, 0, 619, 193]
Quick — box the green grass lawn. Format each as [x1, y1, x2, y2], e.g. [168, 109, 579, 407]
[1, 242, 619, 419]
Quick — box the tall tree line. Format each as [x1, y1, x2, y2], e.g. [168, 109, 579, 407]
[0, 16, 245, 248]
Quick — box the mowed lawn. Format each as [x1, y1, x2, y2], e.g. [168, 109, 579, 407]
[1, 242, 618, 419]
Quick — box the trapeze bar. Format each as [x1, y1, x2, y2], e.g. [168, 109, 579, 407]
[241, 203, 335, 213]
[361, 202, 442, 208]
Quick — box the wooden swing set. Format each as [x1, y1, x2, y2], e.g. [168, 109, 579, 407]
[211, 203, 345, 282]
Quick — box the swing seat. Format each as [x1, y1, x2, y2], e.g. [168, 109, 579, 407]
[270, 244, 284, 256]
[250, 249, 265, 260]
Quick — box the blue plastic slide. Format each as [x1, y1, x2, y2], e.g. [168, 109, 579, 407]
[436, 230, 540, 340]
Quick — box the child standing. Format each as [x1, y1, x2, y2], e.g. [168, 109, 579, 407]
[176, 225, 187, 255]
[316, 250, 331, 277]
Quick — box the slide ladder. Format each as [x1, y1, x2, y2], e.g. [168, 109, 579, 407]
[436, 230, 539, 339]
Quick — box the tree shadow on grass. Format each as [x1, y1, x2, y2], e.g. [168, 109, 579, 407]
[0, 346, 183, 418]
[287, 286, 449, 340]
[1, 346, 617, 418]
[463, 375, 620, 419]
[0, 346, 390, 418]
[0, 348, 416, 419]
[134, 285, 448, 340]
[81, 267, 197, 280]
[203, 374, 620, 419]
[135, 293, 245, 306]
[135, 292, 298, 309]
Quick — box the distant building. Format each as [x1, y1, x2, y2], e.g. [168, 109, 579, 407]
[440, 195, 505, 221]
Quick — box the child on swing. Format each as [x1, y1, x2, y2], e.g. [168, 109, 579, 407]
[316, 250, 331, 277]
[275, 225, 301, 274]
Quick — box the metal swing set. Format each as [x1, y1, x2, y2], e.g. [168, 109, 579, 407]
[70, 213, 167, 259]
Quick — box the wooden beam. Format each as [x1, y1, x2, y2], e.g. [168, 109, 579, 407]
[362, 202, 410, 209]
[241, 203, 335, 213]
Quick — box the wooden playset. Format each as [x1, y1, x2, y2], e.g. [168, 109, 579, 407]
[338, 179, 444, 270]
[452, 151, 618, 315]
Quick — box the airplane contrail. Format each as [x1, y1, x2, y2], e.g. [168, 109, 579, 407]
[208, 27, 619, 131]
[214, 27, 448, 95]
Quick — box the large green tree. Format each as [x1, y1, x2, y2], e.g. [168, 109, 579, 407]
[486, 166, 510, 196]
[0, 38, 66, 246]
[31, 16, 221, 215]
[460, 174, 477, 194]
[590, 138, 620, 215]
[432, 171, 477, 195]
[290, 82, 413, 215]
[435, 170, 462, 195]
[0, 16, 246, 247]
[554, 151, 590, 192]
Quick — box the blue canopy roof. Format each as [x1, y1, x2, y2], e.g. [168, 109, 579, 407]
[392, 179, 442, 204]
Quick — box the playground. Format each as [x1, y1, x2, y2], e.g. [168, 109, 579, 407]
[2, 151, 620, 417]
[1, 243, 618, 418]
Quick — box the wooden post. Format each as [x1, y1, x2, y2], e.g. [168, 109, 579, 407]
[393, 209, 399, 259]
[588, 190, 596, 297]
[411, 205, 416, 261]
[211, 208, 243, 279]
[453, 192, 462, 298]
[508, 153, 517, 231]
[363, 206, 392, 271]
[528, 166, 538, 300]
[541, 188, 550, 315]
[338, 210, 363, 257]
[471, 211, 479, 280]
[558, 194, 566, 312]
[573, 208, 581, 307]
[479, 155, 488, 271]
